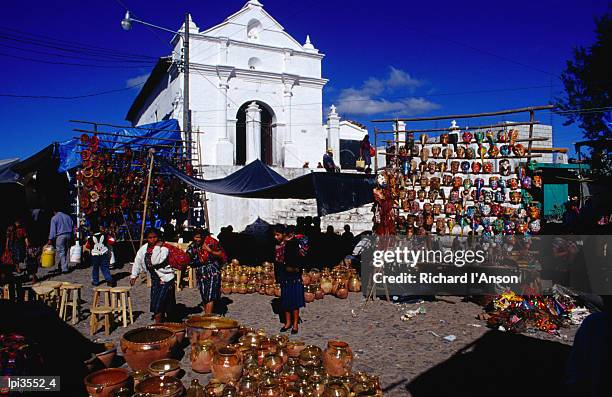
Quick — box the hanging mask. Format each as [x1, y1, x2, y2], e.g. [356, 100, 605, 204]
[491, 204, 501, 216]
[420, 147, 430, 162]
[482, 190, 493, 203]
[450, 189, 461, 203]
[430, 177, 441, 190]
[471, 162, 482, 173]
[529, 219, 541, 233]
[425, 214, 434, 227]
[485, 130, 495, 145]
[490, 176, 499, 190]
[443, 174, 453, 186]
[516, 165, 526, 179]
[505, 220, 516, 235]
[509, 178, 519, 190]
[466, 206, 476, 218]
[521, 176, 532, 189]
[418, 189, 426, 202]
[500, 145, 511, 156]
[500, 160, 511, 176]
[423, 203, 433, 214]
[451, 161, 460, 174]
[432, 146, 441, 158]
[509, 129, 520, 145]
[483, 162, 494, 173]
[436, 219, 446, 234]
[406, 215, 416, 227]
[516, 222, 529, 235]
[474, 131, 484, 144]
[437, 162, 447, 173]
[510, 191, 522, 204]
[495, 191, 505, 203]
[512, 144, 526, 157]
[433, 203, 442, 215]
[461, 161, 470, 173]
[428, 161, 437, 174]
[411, 200, 420, 214]
[411, 146, 420, 157]
[416, 214, 424, 227]
[453, 176, 463, 189]
[529, 205, 540, 219]
[497, 130, 508, 142]
[410, 160, 418, 172]
[462, 131, 473, 144]
[420, 133, 429, 145]
[407, 189, 416, 201]
[445, 202, 456, 215]
[402, 198, 410, 212]
[533, 175, 542, 188]
[419, 161, 427, 173]
[477, 146, 487, 158]
[463, 178, 472, 190]
[466, 148, 476, 159]
[420, 176, 429, 188]
[517, 208, 527, 218]
[440, 133, 449, 145]
[442, 148, 454, 159]
[493, 219, 504, 234]
[376, 173, 387, 187]
[488, 145, 499, 158]
[480, 203, 491, 216]
[456, 146, 466, 158]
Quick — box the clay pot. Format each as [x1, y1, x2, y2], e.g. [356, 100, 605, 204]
[301, 273, 311, 286]
[286, 340, 306, 358]
[315, 285, 325, 300]
[320, 277, 333, 294]
[131, 370, 150, 388]
[205, 379, 225, 397]
[348, 276, 361, 293]
[134, 375, 184, 397]
[190, 339, 215, 373]
[184, 316, 240, 348]
[274, 284, 281, 297]
[335, 283, 349, 299]
[148, 358, 181, 378]
[211, 346, 243, 383]
[239, 272, 248, 284]
[323, 381, 349, 397]
[309, 374, 328, 397]
[84, 368, 129, 397]
[95, 342, 116, 368]
[258, 380, 282, 397]
[120, 327, 176, 371]
[221, 283, 232, 295]
[237, 284, 247, 294]
[239, 332, 261, 348]
[148, 322, 186, 345]
[263, 353, 284, 373]
[265, 284, 276, 296]
[231, 283, 240, 294]
[258, 284, 267, 294]
[239, 375, 259, 395]
[323, 341, 353, 377]
[309, 269, 321, 283]
[304, 287, 316, 303]
[298, 345, 322, 367]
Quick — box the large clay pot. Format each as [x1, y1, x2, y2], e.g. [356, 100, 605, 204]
[120, 327, 176, 371]
[286, 340, 306, 358]
[239, 375, 259, 395]
[348, 276, 361, 292]
[320, 277, 333, 294]
[258, 380, 282, 397]
[323, 381, 349, 397]
[322, 341, 354, 376]
[301, 273, 311, 286]
[335, 283, 349, 299]
[274, 284, 281, 297]
[315, 285, 325, 300]
[190, 339, 215, 373]
[84, 368, 129, 397]
[148, 358, 181, 378]
[309, 269, 321, 283]
[304, 285, 316, 303]
[134, 375, 184, 397]
[298, 345, 322, 368]
[211, 347, 243, 383]
[184, 315, 240, 347]
[148, 322, 186, 344]
[95, 342, 116, 368]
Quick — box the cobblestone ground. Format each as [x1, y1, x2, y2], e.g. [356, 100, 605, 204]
[32, 262, 578, 397]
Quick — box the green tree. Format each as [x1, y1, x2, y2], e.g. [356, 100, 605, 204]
[556, 14, 611, 177]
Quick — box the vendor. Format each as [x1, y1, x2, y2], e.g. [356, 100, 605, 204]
[274, 224, 305, 334]
[186, 228, 225, 314]
[130, 228, 174, 323]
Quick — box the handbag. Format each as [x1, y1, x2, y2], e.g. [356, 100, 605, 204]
[368, 146, 376, 157]
[356, 157, 366, 169]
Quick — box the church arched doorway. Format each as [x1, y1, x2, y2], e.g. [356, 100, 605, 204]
[235, 101, 275, 166]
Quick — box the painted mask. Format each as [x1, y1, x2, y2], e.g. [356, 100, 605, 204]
[449, 189, 461, 203]
[456, 146, 466, 158]
[509, 178, 519, 190]
[420, 176, 429, 188]
[462, 131, 473, 144]
[491, 204, 501, 216]
[416, 214, 424, 227]
[428, 161, 437, 173]
[529, 219, 541, 233]
[411, 146, 420, 157]
[443, 174, 453, 186]
[488, 145, 500, 158]
[442, 148, 453, 159]
[419, 161, 427, 173]
[461, 161, 471, 173]
[521, 176, 532, 189]
[495, 191, 505, 203]
[509, 129, 520, 145]
[474, 131, 484, 144]
[453, 176, 463, 189]
[433, 204, 442, 215]
[516, 222, 529, 235]
[445, 202, 456, 215]
[497, 130, 508, 142]
[490, 176, 499, 190]
[430, 177, 441, 190]
[437, 162, 447, 173]
[500, 160, 511, 176]
[420, 147, 430, 161]
[510, 191, 522, 204]
[493, 219, 504, 234]
[440, 133, 449, 145]
[483, 161, 493, 173]
[471, 162, 482, 173]
[500, 145, 511, 157]
[423, 203, 433, 213]
[533, 175, 542, 188]
[432, 146, 441, 157]
[418, 189, 426, 202]
[407, 189, 416, 200]
[411, 200, 420, 214]
[466, 148, 476, 159]
[376, 173, 387, 187]
[477, 145, 487, 158]
[463, 178, 472, 190]
[480, 203, 491, 216]
[451, 161, 460, 174]
[512, 144, 526, 157]
[529, 205, 540, 219]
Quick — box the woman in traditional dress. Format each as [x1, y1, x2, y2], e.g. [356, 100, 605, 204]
[359, 135, 373, 170]
[130, 228, 174, 323]
[187, 228, 224, 314]
[274, 224, 305, 334]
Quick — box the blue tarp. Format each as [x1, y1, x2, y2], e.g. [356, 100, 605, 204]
[162, 159, 376, 216]
[0, 158, 20, 184]
[58, 119, 181, 172]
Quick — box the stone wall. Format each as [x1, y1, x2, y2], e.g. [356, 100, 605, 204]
[201, 165, 373, 234]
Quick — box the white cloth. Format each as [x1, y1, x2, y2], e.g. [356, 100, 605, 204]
[130, 244, 173, 282]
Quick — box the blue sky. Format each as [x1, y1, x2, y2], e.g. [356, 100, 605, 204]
[0, 0, 608, 160]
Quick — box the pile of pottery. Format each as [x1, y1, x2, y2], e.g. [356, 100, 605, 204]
[221, 262, 361, 302]
[189, 318, 382, 397]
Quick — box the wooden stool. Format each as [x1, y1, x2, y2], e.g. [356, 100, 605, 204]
[1, 285, 9, 299]
[40, 281, 63, 310]
[90, 306, 113, 336]
[59, 283, 82, 325]
[31, 284, 54, 305]
[92, 286, 112, 308]
[175, 269, 182, 291]
[188, 267, 196, 289]
[110, 287, 133, 328]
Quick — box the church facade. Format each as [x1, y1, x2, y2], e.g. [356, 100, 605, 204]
[126, 0, 365, 169]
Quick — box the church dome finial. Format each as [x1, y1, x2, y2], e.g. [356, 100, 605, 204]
[245, 0, 263, 7]
[303, 34, 315, 50]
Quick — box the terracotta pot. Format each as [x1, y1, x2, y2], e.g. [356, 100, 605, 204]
[348, 276, 361, 293]
[95, 342, 116, 368]
[148, 358, 181, 378]
[239, 272, 249, 284]
[205, 379, 225, 397]
[211, 347, 243, 383]
[147, 322, 185, 345]
[304, 290, 315, 303]
[309, 269, 321, 283]
[130, 370, 150, 388]
[309, 374, 328, 397]
[323, 381, 349, 397]
[231, 283, 240, 293]
[298, 345, 322, 367]
[302, 273, 311, 286]
[120, 327, 176, 371]
[315, 285, 325, 300]
[190, 339, 215, 373]
[239, 332, 261, 348]
[239, 375, 259, 395]
[265, 284, 275, 296]
[335, 283, 349, 299]
[258, 284, 267, 294]
[286, 340, 306, 358]
[84, 368, 129, 397]
[320, 278, 333, 294]
[184, 315, 240, 348]
[323, 341, 353, 376]
[274, 284, 281, 297]
[134, 375, 184, 397]
[221, 282, 232, 295]
[263, 353, 284, 373]
[258, 380, 282, 397]
[237, 284, 247, 294]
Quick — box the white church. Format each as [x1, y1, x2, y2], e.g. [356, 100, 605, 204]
[126, 0, 372, 233]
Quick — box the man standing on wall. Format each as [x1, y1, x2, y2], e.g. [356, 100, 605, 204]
[48, 208, 74, 274]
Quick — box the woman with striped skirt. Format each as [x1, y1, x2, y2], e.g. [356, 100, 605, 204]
[274, 224, 305, 334]
[187, 228, 224, 314]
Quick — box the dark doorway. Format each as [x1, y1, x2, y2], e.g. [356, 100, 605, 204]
[235, 101, 274, 166]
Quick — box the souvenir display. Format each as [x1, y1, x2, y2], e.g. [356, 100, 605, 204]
[373, 126, 546, 236]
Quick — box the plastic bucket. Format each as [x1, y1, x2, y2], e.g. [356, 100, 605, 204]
[41, 246, 55, 268]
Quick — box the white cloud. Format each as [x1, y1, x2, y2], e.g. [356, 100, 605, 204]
[126, 73, 149, 88]
[336, 67, 439, 116]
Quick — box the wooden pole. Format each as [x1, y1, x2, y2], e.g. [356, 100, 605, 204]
[373, 127, 378, 173]
[139, 149, 156, 247]
[527, 110, 535, 156]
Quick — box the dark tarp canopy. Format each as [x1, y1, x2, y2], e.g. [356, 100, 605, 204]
[0, 158, 20, 184]
[162, 159, 375, 216]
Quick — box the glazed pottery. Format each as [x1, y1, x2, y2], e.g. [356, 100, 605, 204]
[131, 370, 150, 387]
[263, 353, 284, 373]
[190, 339, 215, 373]
[347, 276, 361, 292]
[309, 374, 328, 397]
[335, 283, 349, 299]
[298, 345, 322, 367]
[323, 381, 349, 397]
[320, 277, 333, 294]
[211, 347, 243, 383]
[148, 322, 186, 344]
[148, 358, 181, 378]
[239, 375, 259, 395]
[286, 340, 306, 357]
[323, 341, 354, 376]
[304, 286, 316, 303]
[184, 316, 240, 347]
[84, 368, 129, 397]
[258, 380, 282, 397]
[134, 375, 184, 397]
[120, 327, 176, 371]
[186, 379, 205, 397]
[95, 342, 116, 368]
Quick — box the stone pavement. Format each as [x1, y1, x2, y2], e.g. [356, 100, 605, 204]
[31, 262, 578, 396]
